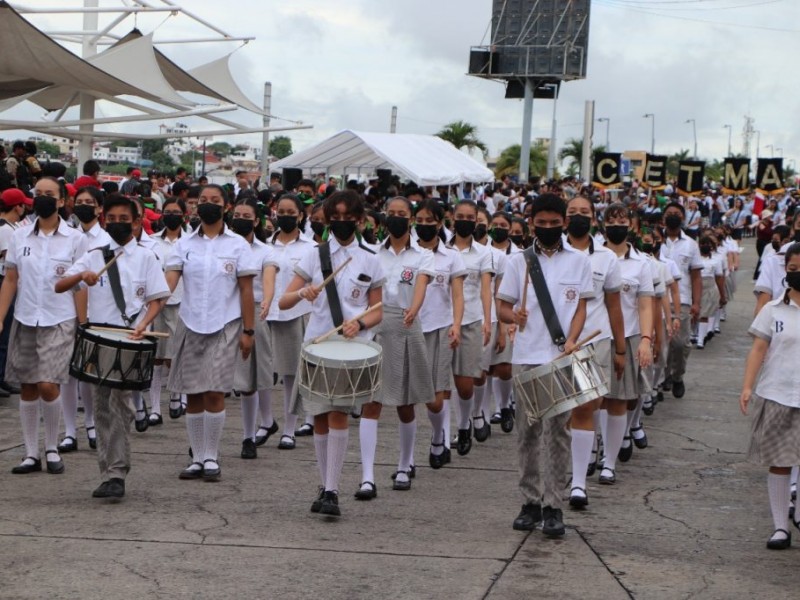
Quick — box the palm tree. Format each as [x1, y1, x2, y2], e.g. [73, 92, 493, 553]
[494, 141, 548, 179]
[558, 138, 607, 171]
[667, 149, 692, 178]
[436, 120, 488, 157]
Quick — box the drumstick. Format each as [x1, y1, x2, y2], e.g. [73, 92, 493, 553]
[88, 325, 170, 339]
[95, 252, 120, 278]
[553, 329, 602, 360]
[312, 302, 383, 344]
[316, 257, 352, 292]
[519, 267, 530, 332]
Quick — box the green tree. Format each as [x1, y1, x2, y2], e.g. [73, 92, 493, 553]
[435, 120, 488, 157]
[705, 159, 723, 182]
[141, 139, 166, 160]
[269, 136, 293, 160]
[179, 151, 196, 165]
[558, 138, 607, 171]
[208, 141, 232, 157]
[37, 141, 62, 158]
[667, 149, 692, 178]
[110, 139, 138, 148]
[150, 150, 174, 171]
[494, 141, 548, 179]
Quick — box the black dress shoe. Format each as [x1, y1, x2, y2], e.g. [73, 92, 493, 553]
[92, 481, 111, 498]
[473, 413, 491, 443]
[278, 435, 296, 450]
[169, 397, 183, 419]
[489, 412, 502, 424]
[766, 529, 791, 550]
[391, 465, 416, 480]
[0, 381, 20, 394]
[598, 467, 616, 485]
[586, 450, 598, 477]
[11, 457, 42, 474]
[255, 421, 279, 446]
[618, 436, 633, 462]
[662, 377, 673, 392]
[631, 426, 648, 449]
[240, 438, 257, 459]
[134, 410, 149, 433]
[672, 379, 686, 398]
[106, 478, 125, 498]
[57, 436, 78, 453]
[569, 486, 588, 509]
[354, 481, 377, 500]
[148, 413, 163, 426]
[457, 426, 472, 456]
[542, 506, 565, 538]
[86, 426, 97, 450]
[179, 462, 204, 480]
[429, 440, 446, 470]
[202, 459, 221, 482]
[310, 487, 325, 513]
[443, 447, 452, 464]
[656, 389, 664, 403]
[500, 407, 514, 433]
[295, 422, 314, 437]
[45, 451, 65, 474]
[643, 397, 654, 416]
[319, 491, 341, 516]
[512, 502, 542, 531]
[392, 471, 411, 491]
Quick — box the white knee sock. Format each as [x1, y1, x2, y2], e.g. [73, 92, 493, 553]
[61, 378, 78, 438]
[626, 407, 636, 433]
[241, 394, 257, 441]
[768, 472, 791, 535]
[571, 429, 594, 491]
[359, 417, 378, 484]
[150, 365, 163, 415]
[325, 428, 349, 493]
[457, 391, 473, 430]
[697, 322, 709, 345]
[599, 408, 608, 452]
[79, 381, 95, 429]
[427, 408, 445, 454]
[603, 414, 627, 471]
[185, 412, 205, 463]
[19, 399, 40, 459]
[132, 391, 144, 415]
[632, 396, 645, 431]
[203, 410, 226, 463]
[314, 432, 328, 488]
[472, 383, 486, 424]
[484, 376, 493, 412]
[592, 410, 601, 453]
[282, 376, 298, 436]
[41, 397, 62, 452]
[493, 377, 512, 410]
[443, 399, 451, 449]
[791, 466, 799, 487]
[398, 420, 417, 472]
[257, 388, 274, 428]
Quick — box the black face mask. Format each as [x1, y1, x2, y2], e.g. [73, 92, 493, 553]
[276, 215, 298, 234]
[162, 214, 184, 231]
[362, 228, 377, 244]
[415, 223, 438, 242]
[310, 221, 326, 237]
[566, 214, 591, 238]
[699, 244, 712, 255]
[106, 222, 132, 246]
[73, 204, 97, 224]
[329, 220, 357, 242]
[772, 240, 781, 251]
[641, 243, 654, 254]
[454, 219, 476, 238]
[786, 271, 800, 292]
[605, 225, 629, 245]
[189, 216, 201, 230]
[510, 234, 524, 246]
[473, 224, 488, 241]
[385, 216, 409, 238]
[33, 195, 57, 219]
[444, 218, 452, 229]
[197, 202, 223, 225]
[665, 214, 683, 230]
[231, 218, 254, 237]
[534, 226, 562, 249]
[491, 228, 509, 243]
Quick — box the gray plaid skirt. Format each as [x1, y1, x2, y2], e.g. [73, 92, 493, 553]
[376, 306, 434, 406]
[269, 317, 305, 376]
[233, 309, 273, 393]
[153, 304, 180, 360]
[168, 319, 241, 394]
[424, 326, 453, 393]
[481, 322, 513, 371]
[700, 279, 720, 320]
[453, 320, 484, 378]
[747, 394, 800, 467]
[6, 319, 75, 385]
[607, 334, 641, 401]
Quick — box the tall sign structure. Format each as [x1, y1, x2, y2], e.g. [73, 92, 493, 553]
[469, 0, 591, 181]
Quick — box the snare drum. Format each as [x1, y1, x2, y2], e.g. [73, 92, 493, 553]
[69, 325, 158, 391]
[513, 346, 608, 424]
[297, 336, 382, 407]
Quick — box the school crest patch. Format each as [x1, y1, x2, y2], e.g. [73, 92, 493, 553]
[136, 286, 146, 300]
[351, 287, 361, 299]
[400, 268, 414, 283]
[435, 273, 446, 284]
[224, 260, 235, 275]
[564, 287, 578, 303]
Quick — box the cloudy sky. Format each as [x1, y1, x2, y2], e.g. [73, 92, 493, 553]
[6, 0, 800, 167]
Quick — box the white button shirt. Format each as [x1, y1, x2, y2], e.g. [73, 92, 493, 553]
[615, 246, 656, 338]
[377, 239, 435, 310]
[700, 254, 723, 279]
[0, 220, 20, 276]
[447, 239, 494, 325]
[6, 218, 88, 327]
[567, 239, 622, 341]
[750, 297, 800, 408]
[294, 237, 385, 342]
[419, 242, 467, 333]
[497, 244, 594, 365]
[247, 237, 278, 304]
[755, 251, 788, 299]
[76, 220, 112, 250]
[165, 227, 260, 334]
[153, 229, 185, 305]
[659, 232, 702, 305]
[485, 244, 507, 323]
[267, 232, 314, 322]
[67, 238, 170, 326]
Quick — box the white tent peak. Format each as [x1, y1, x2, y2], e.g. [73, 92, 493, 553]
[189, 54, 265, 116]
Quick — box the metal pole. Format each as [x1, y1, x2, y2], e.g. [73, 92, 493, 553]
[597, 118, 609, 149]
[755, 131, 760, 158]
[580, 100, 594, 182]
[519, 79, 533, 182]
[724, 124, 732, 157]
[77, 0, 99, 170]
[390, 106, 397, 133]
[202, 139, 207, 176]
[261, 82, 272, 186]
[546, 92, 558, 179]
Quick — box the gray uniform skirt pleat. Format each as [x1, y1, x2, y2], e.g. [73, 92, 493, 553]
[373, 306, 434, 406]
[700, 278, 720, 319]
[6, 319, 76, 385]
[481, 322, 513, 371]
[168, 318, 241, 394]
[453, 320, 483, 378]
[607, 334, 641, 400]
[153, 304, 180, 360]
[269, 316, 305, 376]
[424, 326, 453, 393]
[233, 307, 273, 393]
[747, 394, 800, 467]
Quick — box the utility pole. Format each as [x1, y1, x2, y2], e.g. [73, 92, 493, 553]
[390, 106, 397, 133]
[260, 82, 272, 187]
[643, 113, 655, 154]
[77, 0, 98, 169]
[519, 79, 533, 183]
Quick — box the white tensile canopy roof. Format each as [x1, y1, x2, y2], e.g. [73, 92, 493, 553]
[188, 54, 265, 116]
[272, 130, 494, 185]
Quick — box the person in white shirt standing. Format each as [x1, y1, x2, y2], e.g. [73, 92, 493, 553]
[57, 194, 170, 498]
[0, 177, 88, 475]
[165, 184, 259, 483]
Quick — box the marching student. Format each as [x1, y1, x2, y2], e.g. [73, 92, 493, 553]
[231, 198, 278, 460]
[0, 177, 88, 475]
[263, 194, 314, 450]
[354, 196, 434, 498]
[695, 234, 726, 349]
[497, 193, 593, 538]
[0, 189, 28, 399]
[564, 196, 626, 508]
[754, 212, 800, 315]
[740, 242, 800, 549]
[165, 184, 259, 482]
[414, 199, 466, 469]
[596, 203, 654, 486]
[279, 190, 384, 517]
[56, 194, 169, 499]
[447, 200, 493, 456]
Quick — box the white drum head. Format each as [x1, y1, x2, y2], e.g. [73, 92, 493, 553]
[305, 340, 379, 360]
[90, 328, 153, 345]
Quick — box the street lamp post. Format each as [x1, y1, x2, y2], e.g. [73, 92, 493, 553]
[755, 130, 760, 158]
[776, 147, 783, 157]
[597, 117, 610, 150]
[766, 144, 774, 158]
[643, 113, 655, 154]
[723, 124, 732, 157]
[686, 119, 697, 160]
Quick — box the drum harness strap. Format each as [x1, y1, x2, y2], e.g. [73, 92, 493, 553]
[318, 242, 344, 328]
[523, 246, 567, 351]
[101, 245, 139, 328]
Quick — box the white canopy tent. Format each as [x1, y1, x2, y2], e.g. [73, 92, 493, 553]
[271, 130, 494, 186]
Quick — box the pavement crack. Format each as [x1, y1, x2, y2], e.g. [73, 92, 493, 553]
[480, 531, 532, 600]
[573, 527, 635, 599]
